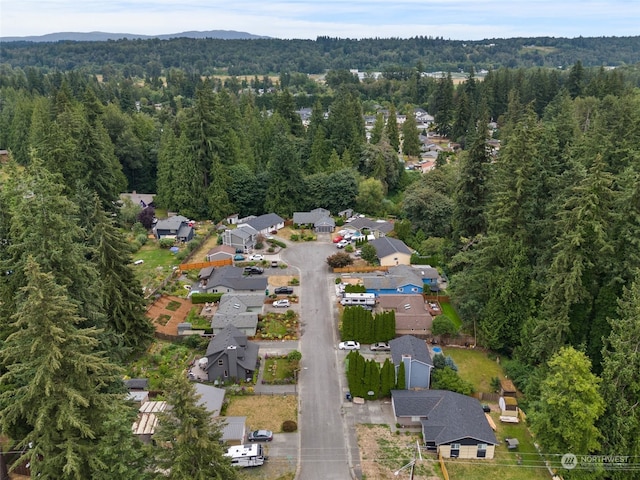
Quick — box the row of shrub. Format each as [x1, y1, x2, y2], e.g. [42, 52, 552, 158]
[190, 292, 224, 304]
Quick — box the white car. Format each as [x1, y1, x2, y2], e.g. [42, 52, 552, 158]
[272, 299, 291, 308]
[336, 240, 349, 249]
[338, 341, 361, 350]
[248, 254, 264, 261]
[370, 342, 390, 351]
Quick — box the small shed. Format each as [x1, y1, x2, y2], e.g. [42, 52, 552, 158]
[500, 379, 517, 398]
[505, 438, 520, 449]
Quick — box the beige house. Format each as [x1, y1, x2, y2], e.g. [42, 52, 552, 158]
[369, 237, 412, 266]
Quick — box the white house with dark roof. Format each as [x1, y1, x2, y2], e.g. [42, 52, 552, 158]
[390, 335, 433, 389]
[369, 237, 412, 266]
[198, 266, 267, 295]
[391, 389, 498, 459]
[239, 213, 285, 236]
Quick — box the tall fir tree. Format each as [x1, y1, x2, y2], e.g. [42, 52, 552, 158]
[153, 372, 237, 480]
[385, 105, 400, 153]
[0, 257, 126, 479]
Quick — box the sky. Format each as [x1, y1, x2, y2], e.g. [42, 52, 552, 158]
[1, 0, 639, 40]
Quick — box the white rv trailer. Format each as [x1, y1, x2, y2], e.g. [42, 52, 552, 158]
[225, 443, 265, 468]
[340, 292, 376, 306]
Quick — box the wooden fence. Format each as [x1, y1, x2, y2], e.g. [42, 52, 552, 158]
[178, 258, 232, 272]
[438, 452, 450, 480]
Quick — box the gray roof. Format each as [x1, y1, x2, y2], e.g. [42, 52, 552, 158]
[220, 416, 247, 442]
[194, 383, 226, 416]
[205, 266, 267, 292]
[390, 335, 433, 367]
[362, 266, 424, 290]
[244, 213, 284, 232]
[293, 208, 332, 225]
[212, 294, 263, 331]
[370, 237, 412, 259]
[211, 313, 258, 331]
[348, 217, 394, 233]
[124, 378, 149, 390]
[409, 265, 439, 280]
[228, 225, 258, 239]
[155, 215, 189, 231]
[391, 390, 498, 446]
[205, 324, 259, 371]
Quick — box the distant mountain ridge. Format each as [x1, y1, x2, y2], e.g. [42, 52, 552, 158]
[0, 30, 269, 42]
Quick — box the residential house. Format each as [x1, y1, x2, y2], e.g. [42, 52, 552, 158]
[205, 245, 236, 262]
[204, 324, 259, 383]
[239, 213, 285, 236]
[390, 335, 433, 389]
[154, 215, 194, 242]
[211, 293, 265, 336]
[120, 191, 156, 209]
[124, 378, 150, 405]
[362, 265, 425, 295]
[222, 225, 258, 253]
[369, 237, 412, 266]
[391, 389, 498, 459]
[377, 294, 432, 337]
[346, 217, 394, 238]
[407, 265, 440, 288]
[198, 266, 267, 295]
[293, 208, 335, 233]
[338, 208, 354, 219]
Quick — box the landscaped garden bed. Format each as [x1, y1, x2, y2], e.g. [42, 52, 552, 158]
[255, 310, 299, 340]
[261, 352, 301, 385]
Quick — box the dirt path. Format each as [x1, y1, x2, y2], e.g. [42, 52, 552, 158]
[146, 295, 193, 336]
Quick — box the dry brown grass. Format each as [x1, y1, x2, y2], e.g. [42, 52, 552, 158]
[225, 395, 298, 432]
[357, 425, 441, 479]
[269, 275, 297, 287]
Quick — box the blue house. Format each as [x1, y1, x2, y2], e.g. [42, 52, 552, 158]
[390, 335, 433, 389]
[361, 265, 424, 295]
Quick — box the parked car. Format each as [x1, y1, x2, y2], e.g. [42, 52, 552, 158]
[336, 240, 349, 249]
[248, 429, 273, 442]
[332, 235, 344, 243]
[274, 286, 294, 295]
[248, 254, 264, 261]
[370, 342, 390, 351]
[338, 341, 361, 350]
[243, 266, 264, 275]
[233, 254, 245, 261]
[272, 299, 291, 308]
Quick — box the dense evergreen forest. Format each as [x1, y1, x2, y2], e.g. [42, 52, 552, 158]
[2, 35, 640, 75]
[1, 36, 640, 476]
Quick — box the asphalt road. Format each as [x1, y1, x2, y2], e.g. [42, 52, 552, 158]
[281, 236, 356, 480]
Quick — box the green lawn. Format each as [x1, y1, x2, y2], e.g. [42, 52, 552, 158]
[126, 340, 203, 390]
[132, 243, 182, 293]
[442, 347, 504, 393]
[262, 358, 296, 383]
[444, 414, 549, 480]
[439, 301, 462, 329]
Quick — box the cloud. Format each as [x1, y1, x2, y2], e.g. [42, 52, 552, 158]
[2, 0, 639, 39]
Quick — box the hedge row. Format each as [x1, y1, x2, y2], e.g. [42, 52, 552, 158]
[190, 293, 223, 304]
